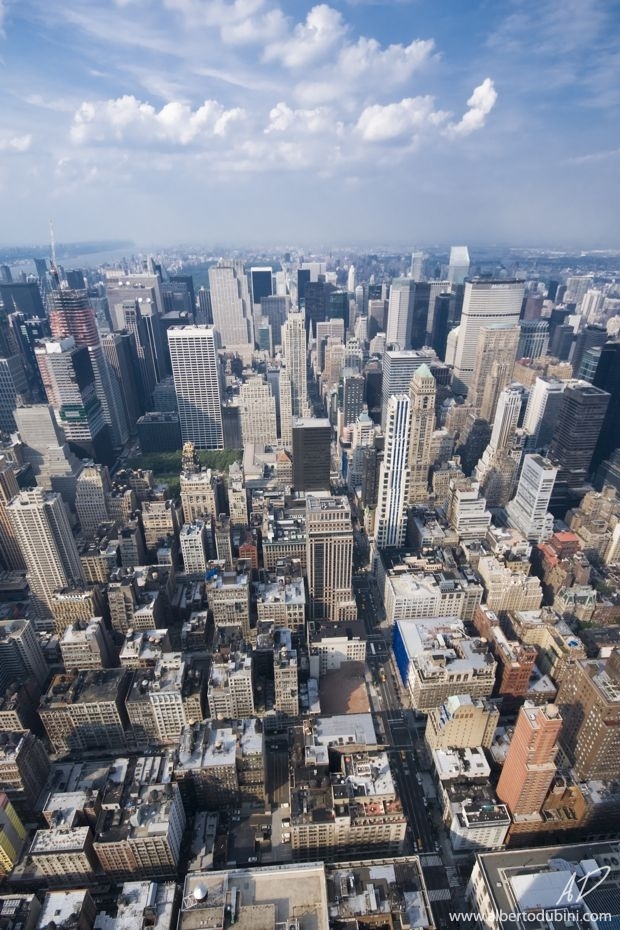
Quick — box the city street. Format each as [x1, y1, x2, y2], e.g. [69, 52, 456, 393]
[361, 592, 468, 930]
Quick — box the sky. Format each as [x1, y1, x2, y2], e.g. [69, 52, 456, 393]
[0, 0, 619, 249]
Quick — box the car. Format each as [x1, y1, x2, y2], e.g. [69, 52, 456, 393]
[248, 856, 258, 863]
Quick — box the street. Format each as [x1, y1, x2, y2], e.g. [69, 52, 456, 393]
[355, 569, 469, 929]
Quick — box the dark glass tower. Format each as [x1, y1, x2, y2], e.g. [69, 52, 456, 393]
[548, 382, 610, 514]
[292, 418, 331, 492]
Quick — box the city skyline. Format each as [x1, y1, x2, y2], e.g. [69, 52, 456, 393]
[0, 1, 619, 248]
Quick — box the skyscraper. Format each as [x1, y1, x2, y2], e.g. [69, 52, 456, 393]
[48, 289, 128, 448]
[386, 278, 415, 350]
[281, 310, 308, 419]
[35, 338, 111, 463]
[249, 266, 272, 304]
[305, 493, 354, 621]
[592, 342, 620, 473]
[467, 324, 520, 421]
[548, 381, 610, 509]
[452, 280, 524, 392]
[517, 320, 550, 360]
[407, 364, 436, 504]
[506, 454, 557, 543]
[107, 301, 157, 408]
[447, 246, 470, 285]
[375, 394, 411, 548]
[522, 377, 566, 449]
[168, 326, 223, 449]
[239, 377, 278, 447]
[7, 489, 84, 618]
[292, 418, 331, 492]
[0, 459, 25, 571]
[496, 703, 562, 817]
[208, 261, 253, 355]
[381, 349, 435, 427]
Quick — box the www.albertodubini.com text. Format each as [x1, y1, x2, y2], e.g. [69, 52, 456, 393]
[450, 911, 613, 924]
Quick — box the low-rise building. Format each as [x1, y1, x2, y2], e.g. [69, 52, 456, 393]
[59, 617, 116, 670]
[425, 694, 499, 750]
[308, 620, 366, 677]
[175, 724, 239, 809]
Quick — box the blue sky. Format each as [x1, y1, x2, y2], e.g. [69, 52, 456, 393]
[0, 0, 618, 248]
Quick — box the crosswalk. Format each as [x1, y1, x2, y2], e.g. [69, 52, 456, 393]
[427, 889, 452, 902]
[420, 853, 442, 866]
[446, 866, 461, 888]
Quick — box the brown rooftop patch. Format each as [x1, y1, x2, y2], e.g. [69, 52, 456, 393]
[318, 662, 370, 715]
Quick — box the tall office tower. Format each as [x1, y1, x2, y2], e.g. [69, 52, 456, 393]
[522, 378, 566, 449]
[368, 298, 387, 338]
[0, 354, 29, 432]
[208, 261, 253, 355]
[48, 289, 128, 448]
[327, 291, 349, 330]
[0, 282, 45, 318]
[0, 459, 25, 570]
[571, 326, 607, 379]
[303, 279, 335, 339]
[168, 326, 223, 449]
[488, 387, 522, 453]
[467, 324, 520, 420]
[101, 331, 143, 431]
[305, 493, 354, 621]
[447, 246, 470, 285]
[278, 369, 293, 446]
[548, 381, 610, 509]
[179, 521, 208, 577]
[506, 454, 557, 543]
[197, 286, 213, 324]
[239, 377, 278, 447]
[386, 278, 415, 349]
[423, 281, 451, 344]
[410, 251, 424, 281]
[592, 342, 620, 473]
[0, 264, 11, 283]
[496, 703, 562, 817]
[556, 650, 620, 780]
[518, 321, 550, 360]
[407, 364, 436, 504]
[339, 370, 365, 430]
[581, 289, 605, 324]
[13, 404, 79, 501]
[7, 312, 50, 400]
[107, 301, 157, 407]
[296, 267, 311, 307]
[375, 394, 411, 548]
[261, 295, 289, 348]
[452, 280, 524, 392]
[292, 418, 331, 492]
[75, 464, 111, 537]
[35, 338, 111, 463]
[281, 310, 308, 418]
[0, 618, 49, 689]
[565, 274, 593, 309]
[250, 267, 273, 309]
[7, 489, 84, 617]
[381, 349, 435, 426]
[105, 271, 167, 380]
[87, 344, 129, 448]
[48, 289, 99, 347]
[347, 264, 356, 293]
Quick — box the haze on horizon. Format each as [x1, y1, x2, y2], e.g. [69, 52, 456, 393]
[0, 0, 618, 250]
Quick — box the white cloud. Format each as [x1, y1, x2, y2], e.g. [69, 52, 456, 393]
[0, 134, 32, 153]
[264, 4, 347, 68]
[265, 102, 341, 136]
[444, 78, 497, 137]
[356, 96, 448, 142]
[295, 36, 436, 105]
[164, 0, 286, 45]
[70, 95, 245, 146]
